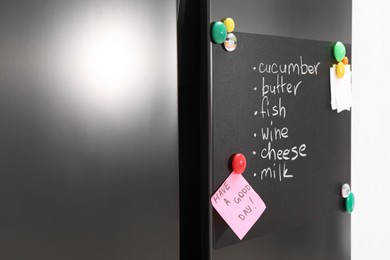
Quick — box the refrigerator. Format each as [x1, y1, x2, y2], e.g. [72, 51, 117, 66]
[0, 0, 179, 259]
[178, 0, 352, 259]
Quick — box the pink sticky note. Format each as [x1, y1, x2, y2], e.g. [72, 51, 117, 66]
[211, 173, 266, 240]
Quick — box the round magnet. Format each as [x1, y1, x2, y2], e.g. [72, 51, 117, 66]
[211, 21, 227, 44]
[232, 153, 246, 174]
[333, 41, 346, 62]
[345, 192, 355, 213]
[224, 33, 237, 52]
[342, 56, 349, 65]
[341, 183, 351, 198]
[222, 17, 235, 33]
[336, 62, 345, 78]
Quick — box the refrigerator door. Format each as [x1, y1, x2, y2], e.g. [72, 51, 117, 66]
[207, 0, 351, 259]
[0, 1, 179, 259]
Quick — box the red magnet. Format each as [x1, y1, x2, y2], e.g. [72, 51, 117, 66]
[232, 153, 246, 174]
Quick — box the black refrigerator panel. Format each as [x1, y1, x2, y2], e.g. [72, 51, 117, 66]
[0, 1, 179, 260]
[209, 1, 351, 260]
[178, 0, 351, 260]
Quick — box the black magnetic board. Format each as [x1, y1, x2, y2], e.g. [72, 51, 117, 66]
[212, 33, 351, 248]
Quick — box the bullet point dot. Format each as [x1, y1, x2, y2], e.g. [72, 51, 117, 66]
[253, 151, 256, 155]
[253, 67, 256, 70]
[254, 111, 258, 116]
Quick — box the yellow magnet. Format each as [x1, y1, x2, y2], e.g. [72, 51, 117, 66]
[336, 62, 345, 78]
[222, 18, 235, 33]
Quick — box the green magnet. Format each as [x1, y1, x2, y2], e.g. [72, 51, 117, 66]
[345, 192, 355, 214]
[333, 41, 346, 62]
[211, 21, 227, 44]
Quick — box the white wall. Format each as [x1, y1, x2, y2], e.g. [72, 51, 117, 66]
[352, 1, 390, 259]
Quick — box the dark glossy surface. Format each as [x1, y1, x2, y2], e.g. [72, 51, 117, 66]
[0, 1, 179, 259]
[211, 0, 351, 44]
[209, 0, 351, 259]
[212, 212, 350, 260]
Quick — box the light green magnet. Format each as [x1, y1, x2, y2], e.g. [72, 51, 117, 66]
[333, 41, 346, 62]
[211, 21, 227, 44]
[345, 192, 355, 214]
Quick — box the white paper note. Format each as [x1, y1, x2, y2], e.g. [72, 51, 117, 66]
[330, 65, 352, 113]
